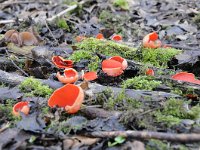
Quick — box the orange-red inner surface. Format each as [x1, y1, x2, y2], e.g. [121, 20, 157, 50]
[83, 72, 97, 81]
[102, 60, 122, 68]
[64, 69, 77, 78]
[14, 101, 29, 112]
[48, 84, 80, 107]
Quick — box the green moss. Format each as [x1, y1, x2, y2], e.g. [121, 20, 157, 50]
[134, 48, 181, 68]
[0, 100, 19, 123]
[69, 50, 93, 62]
[146, 139, 168, 150]
[113, 0, 129, 10]
[68, 50, 100, 71]
[97, 88, 141, 111]
[154, 99, 200, 127]
[122, 76, 161, 90]
[19, 77, 53, 98]
[75, 38, 136, 59]
[56, 18, 70, 31]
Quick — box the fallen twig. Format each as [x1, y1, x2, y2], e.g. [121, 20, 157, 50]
[87, 130, 200, 142]
[46, 1, 86, 22]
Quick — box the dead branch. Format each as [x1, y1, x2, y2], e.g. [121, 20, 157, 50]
[0, 69, 63, 89]
[87, 130, 200, 142]
[46, 1, 86, 22]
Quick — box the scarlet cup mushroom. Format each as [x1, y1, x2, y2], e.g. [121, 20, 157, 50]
[56, 68, 78, 84]
[96, 33, 104, 40]
[52, 56, 73, 69]
[172, 72, 200, 85]
[12, 101, 30, 117]
[102, 59, 123, 77]
[48, 84, 84, 114]
[82, 71, 98, 81]
[146, 68, 154, 76]
[109, 56, 128, 70]
[143, 32, 162, 48]
[111, 34, 122, 41]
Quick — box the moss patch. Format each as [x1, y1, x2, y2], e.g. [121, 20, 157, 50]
[96, 88, 141, 111]
[122, 76, 161, 90]
[75, 37, 136, 59]
[68, 50, 100, 71]
[0, 100, 19, 124]
[154, 98, 200, 127]
[113, 0, 129, 10]
[193, 13, 200, 29]
[19, 77, 53, 98]
[134, 48, 181, 68]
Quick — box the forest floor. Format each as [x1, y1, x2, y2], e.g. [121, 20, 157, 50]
[0, 0, 200, 149]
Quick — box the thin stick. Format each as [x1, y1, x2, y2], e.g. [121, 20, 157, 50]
[5, 50, 29, 77]
[87, 130, 200, 142]
[44, 20, 59, 45]
[0, 123, 10, 133]
[46, 1, 85, 22]
[0, 19, 23, 24]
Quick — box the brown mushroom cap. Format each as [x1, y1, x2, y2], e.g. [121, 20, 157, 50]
[4, 29, 16, 41]
[19, 32, 38, 46]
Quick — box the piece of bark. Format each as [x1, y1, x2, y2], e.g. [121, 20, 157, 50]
[0, 69, 63, 89]
[85, 83, 181, 102]
[86, 130, 200, 142]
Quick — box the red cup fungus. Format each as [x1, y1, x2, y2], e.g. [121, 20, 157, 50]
[146, 68, 154, 76]
[12, 101, 30, 117]
[143, 32, 162, 48]
[172, 72, 200, 85]
[96, 33, 104, 40]
[48, 84, 84, 114]
[109, 56, 128, 70]
[56, 68, 78, 84]
[82, 71, 98, 81]
[102, 59, 123, 77]
[52, 56, 73, 69]
[111, 34, 122, 41]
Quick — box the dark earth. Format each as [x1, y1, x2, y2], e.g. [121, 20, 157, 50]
[0, 0, 200, 149]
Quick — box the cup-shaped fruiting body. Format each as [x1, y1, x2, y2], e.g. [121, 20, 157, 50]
[102, 59, 123, 77]
[96, 33, 104, 40]
[56, 68, 78, 84]
[146, 68, 154, 76]
[19, 32, 38, 46]
[172, 72, 200, 85]
[109, 56, 128, 70]
[52, 56, 73, 69]
[111, 34, 122, 41]
[12, 101, 30, 117]
[82, 71, 98, 81]
[48, 84, 84, 114]
[143, 32, 162, 48]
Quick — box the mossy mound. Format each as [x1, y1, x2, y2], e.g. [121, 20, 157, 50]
[154, 98, 200, 127]
[134, 47, 181, 68]
[19, 77, 53, 98]
[75, 38, 137, 60]
[122, 76, 161, 91]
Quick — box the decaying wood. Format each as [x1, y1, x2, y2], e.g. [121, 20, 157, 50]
[85, 83, 181, 102]
[87, 130, 200, 142]
[0, 69, 63, 89]
[80, 107, 121, 119]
